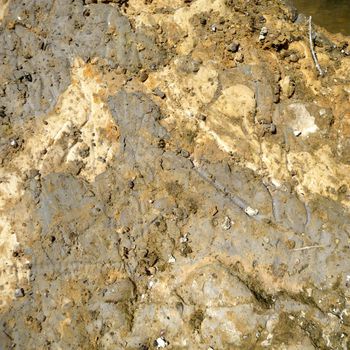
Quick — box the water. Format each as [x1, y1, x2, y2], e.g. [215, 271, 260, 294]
[292, 0, 350, 36]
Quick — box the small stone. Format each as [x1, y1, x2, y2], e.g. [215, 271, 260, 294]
[180, 149, 190, 158]
[288, 53, 299, 63]
[168, 255, 176, 263]
[154, 337, 169, 348]
[139, 71, 149, 82]
[211, 24, 217, 32]
[14, 288, 25, 298]
[153, 88, 166, 99]
[10, 139, 18, 148]
[198, 114, 207, 121]
[245, 206, 259, 217]
[221, 216, 232, 230]
[293, 130, 302, 137]
[227, 42, 240, 53]
[263, 237, 270, 244]
[180, 234, 188, 243]
[259, 27, 268, 41]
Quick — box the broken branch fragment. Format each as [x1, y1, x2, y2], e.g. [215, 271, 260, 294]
[308, 16, 324, 76]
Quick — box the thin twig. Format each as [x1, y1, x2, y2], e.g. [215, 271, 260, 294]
[3, 330, 13, 341]
[308, 16, 324, 76]
[293, 244, 325, 251]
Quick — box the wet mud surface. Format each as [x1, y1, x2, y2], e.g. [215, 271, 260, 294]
[0, 0, 350, 349]
[292, 0, 350, 36]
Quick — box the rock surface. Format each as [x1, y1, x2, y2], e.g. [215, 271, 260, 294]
[0, 0, 350, 349]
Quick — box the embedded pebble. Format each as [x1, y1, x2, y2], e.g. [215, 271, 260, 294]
[180, 234, 188, 243]
[139, 71, 149, 82]
[168, 255, 176, 263]
[10, 139, 18, 147]
[154, 337, 169, 348]
[153, 87, 166, 99]
[14, 288, 25, 298]
[259, 27, 268, 41]
[227, 42, 240, 53]
[180, 149, 190, 158]
[245, 207, 259, 217]
[221, 216, 232, 230]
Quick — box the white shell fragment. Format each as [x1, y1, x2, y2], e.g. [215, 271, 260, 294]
[221, 216, 232, 230]
[245, 206, 259, 217]
[180, 233, 188, 243]
[10, 139, 18, 147]
[155, 337, 169, 348]
[259, 27, 268, 41]
[168, 255, 176, 263]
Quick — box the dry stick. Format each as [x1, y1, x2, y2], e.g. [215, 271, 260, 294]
[308, 16, 324, 76]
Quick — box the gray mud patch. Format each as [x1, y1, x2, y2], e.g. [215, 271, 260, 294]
[0, 0, 165, 122]
[1, 0, 350, 349]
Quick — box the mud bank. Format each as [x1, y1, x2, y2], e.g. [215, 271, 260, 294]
[0, 0, 350, 349]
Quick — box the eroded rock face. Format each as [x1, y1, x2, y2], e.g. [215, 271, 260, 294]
[0, 0, 350, 349]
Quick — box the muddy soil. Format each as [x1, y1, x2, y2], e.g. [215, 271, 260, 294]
[0, 0, 350, 349]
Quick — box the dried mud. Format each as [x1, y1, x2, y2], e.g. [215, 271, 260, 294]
[0, 0, 350, 349]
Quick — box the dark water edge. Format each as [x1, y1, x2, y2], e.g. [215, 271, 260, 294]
[290, 0, 350, 36]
